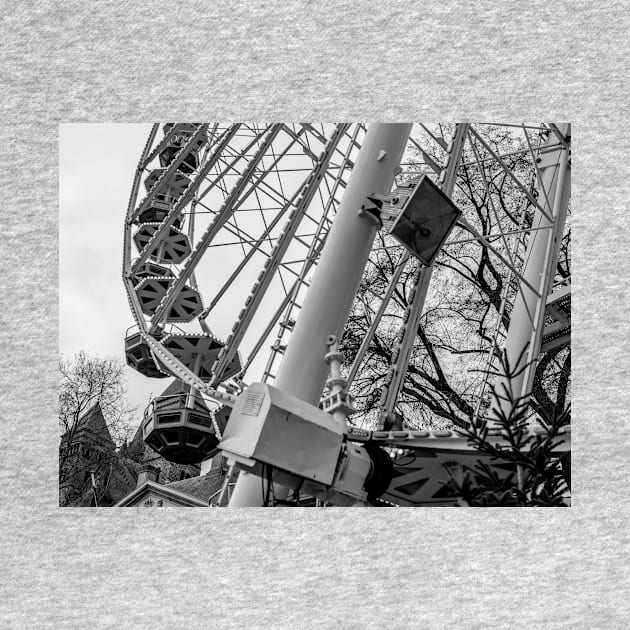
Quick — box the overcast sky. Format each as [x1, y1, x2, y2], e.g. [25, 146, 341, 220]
[60, 124, 161, 423]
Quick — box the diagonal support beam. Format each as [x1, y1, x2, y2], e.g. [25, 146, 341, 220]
[468, 126, 555, 224]
[149, 125, 283, 326]
[379, 123, 469, 419]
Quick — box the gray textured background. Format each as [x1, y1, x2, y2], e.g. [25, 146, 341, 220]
[1, 1, 628, 628]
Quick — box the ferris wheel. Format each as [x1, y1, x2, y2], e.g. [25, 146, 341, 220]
[123, 122, 571, 506]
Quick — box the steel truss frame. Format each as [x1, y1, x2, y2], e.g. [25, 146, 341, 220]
[123, 122, 571, 506]
[343, 123, 571, 434]
[123, 123, 366, 408]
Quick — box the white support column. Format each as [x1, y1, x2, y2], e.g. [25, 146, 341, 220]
[491, 124, 571, 425]
[228, 123, 412, 507]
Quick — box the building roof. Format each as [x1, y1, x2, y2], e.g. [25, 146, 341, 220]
[114, 480, 209, 507]
[114, 457, 239, 507]
[165, 467, 225, 504]
[60, 401, 141, 506]
[60, 402, 115, 449]
[126, 422, 146, 460]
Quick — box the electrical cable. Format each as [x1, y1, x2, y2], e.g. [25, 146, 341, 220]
[261, 467, 268, 506]
[268, 465, 275, 505]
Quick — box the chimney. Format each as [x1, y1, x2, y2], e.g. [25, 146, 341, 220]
[136, 464, 160, 487]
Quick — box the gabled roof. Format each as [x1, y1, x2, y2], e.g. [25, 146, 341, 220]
[114, 480, 209, 507]
[115, 465, 231, 507]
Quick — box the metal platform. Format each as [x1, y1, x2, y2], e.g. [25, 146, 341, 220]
[346, 425, 570, 506]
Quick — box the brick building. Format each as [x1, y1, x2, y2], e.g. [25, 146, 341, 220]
[59, 403, 139, 506]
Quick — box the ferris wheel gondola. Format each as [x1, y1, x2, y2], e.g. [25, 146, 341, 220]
[123, 123, 365, 465]
[122, 122, 571, 505]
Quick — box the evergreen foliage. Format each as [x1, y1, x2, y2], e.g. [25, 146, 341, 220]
[443, 349, 570, 507]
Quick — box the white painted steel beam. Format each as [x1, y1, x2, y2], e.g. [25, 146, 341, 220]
[227, 123, 412, 507]
[491, 124, 571, 425]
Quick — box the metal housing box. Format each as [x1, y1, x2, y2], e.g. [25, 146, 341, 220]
[383, 174, 461, 266]
[327, 443, 371, 501]
[219, 383, 344, 486]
